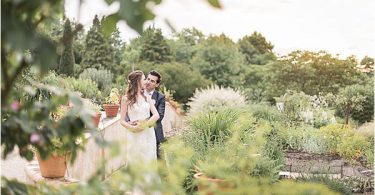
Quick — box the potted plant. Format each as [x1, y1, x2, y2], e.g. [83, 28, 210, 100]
[102, 88, 120, 118]
[35, 105, 85, 178]
[83, 99, 102, 128]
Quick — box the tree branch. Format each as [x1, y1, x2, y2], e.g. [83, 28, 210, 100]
[1, 58, 28, 107]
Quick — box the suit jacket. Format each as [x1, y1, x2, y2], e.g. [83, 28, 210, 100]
[151, 90, 166, 144]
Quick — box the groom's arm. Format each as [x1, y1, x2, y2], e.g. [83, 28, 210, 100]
[157, 94, 165, 123]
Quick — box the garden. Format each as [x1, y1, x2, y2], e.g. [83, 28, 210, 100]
[2, 0, 374, 194]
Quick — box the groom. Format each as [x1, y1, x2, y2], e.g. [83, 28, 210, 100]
[144, 70, 166, 159]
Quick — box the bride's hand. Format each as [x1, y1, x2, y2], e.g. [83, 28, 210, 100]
[129, 124, 143, 133]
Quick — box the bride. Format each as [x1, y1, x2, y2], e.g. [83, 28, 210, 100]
[120, 70, 159, 167]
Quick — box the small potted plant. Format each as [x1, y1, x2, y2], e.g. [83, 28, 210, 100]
[102, 88, 120, 118]
[35, 105, 85, 178]
[83, 99, 102, 128]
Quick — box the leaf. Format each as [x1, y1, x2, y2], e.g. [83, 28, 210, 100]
[207, 0, 222, 8]
[117, 0, 162, 34]
[101, 14, 119, 38]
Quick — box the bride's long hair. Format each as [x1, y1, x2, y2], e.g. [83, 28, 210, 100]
[126, 70, 145, 108]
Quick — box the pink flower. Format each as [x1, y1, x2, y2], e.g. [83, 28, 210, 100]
[30, 133, 41, 144]
[11, 101, 20, 111]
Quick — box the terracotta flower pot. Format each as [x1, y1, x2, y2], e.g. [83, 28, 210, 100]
[194, 172, 233, 194]
[92, 112, 102, 127]
[36, 153, 70, 178]
[103, 104, 119, 118]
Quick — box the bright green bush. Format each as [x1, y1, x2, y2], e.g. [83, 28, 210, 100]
[188, 85, 246, 116]
[319, 124, 354, 154]
[337, 133, 370, 161]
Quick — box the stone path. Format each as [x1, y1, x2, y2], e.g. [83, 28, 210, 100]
[1, 147, 28, 183]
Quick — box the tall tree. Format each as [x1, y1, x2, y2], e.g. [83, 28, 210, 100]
[108, 28, 126, 75]
[238, 31, 275, 65]
[169, 27, 205, 64]
[191, 34, 245, 87]
[58, 19, 75, 76]
[81, 15, 114, 72]
[139, 27, 172, 64]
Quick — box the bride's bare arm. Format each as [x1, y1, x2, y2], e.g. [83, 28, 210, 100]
[120, 96, 139, 131]
[147, 96, 160, 124]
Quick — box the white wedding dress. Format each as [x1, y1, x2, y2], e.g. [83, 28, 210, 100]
[125, 97, 160, 195]
[126, 97, 157, 165]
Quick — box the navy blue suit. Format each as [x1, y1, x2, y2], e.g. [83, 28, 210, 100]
[151, 90, 166, 159]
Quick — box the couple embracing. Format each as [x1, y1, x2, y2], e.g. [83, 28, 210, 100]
[120, 70, 165, 166]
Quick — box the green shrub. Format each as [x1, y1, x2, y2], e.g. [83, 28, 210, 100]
[297, 174, 352, 195]
[65, 77, 100, 100]
[300, 130, 328, 154]
[319, 124, 354, 154]
[247, 103, 286, 123]
[188, 85, 246, 116]
[274, 90, 311, 122]
[350, 78, 374, 124]
[183, 109, 239, 157]
[337, 133, 370, 161]
[79, 68, 113, 96]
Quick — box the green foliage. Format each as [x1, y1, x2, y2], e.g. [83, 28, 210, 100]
[58, 19, 75, 76]
[337, 133, 370, 161]
[79, 68, 114, 96]
[242, 65, 273, 102]
[1, 84, 93, 162]
[65, 77, 101, 100]
[188, 85, 246, 116]
[297, 175, 352, 195]
[270, 50, 361, 97]
[360, 56, 374, 67]
[139, 27, 172, 63]
[319, 124, 353, 154]
[158, 62, 211, 104]
[81, 16, 115, 72]
[237, 31, 275, 65]
[247, 103, 286, 123]
[334, 84, 367, 124]
[169, 28, 204, 64]
[274, 90, 311, 122]
[184, 109, 239, 157]
[348, 78, 374, 124]
[341, 176, 373, 193]
[191, 34, 245, 87]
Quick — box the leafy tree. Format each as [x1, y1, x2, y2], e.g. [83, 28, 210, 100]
[139, 26, 172, 64]
[238, 31, 276, 65]
[81, 15, 115, 72]
[360, 56, 374, 68]
[58, 19, 75, 76]
[108, 28, 126, 75]
[270, 50, 361, 97]
[242, 65, 273, 102]
[169, 28, 205, 64]
[158, 62, 211, 104]
[191, 34, 245, 88]
[335, 84, 367, 124]
[342, 77, 374, 124]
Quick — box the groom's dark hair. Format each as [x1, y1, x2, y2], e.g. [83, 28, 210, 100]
[149, 70, 162, 84]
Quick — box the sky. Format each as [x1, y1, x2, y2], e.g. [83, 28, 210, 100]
[65, 0, 375, 59]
